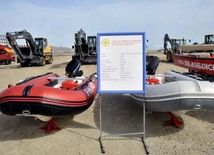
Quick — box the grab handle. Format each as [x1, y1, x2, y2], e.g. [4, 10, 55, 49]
[193, 104, 201, 110]
[22, 110, 31, 115]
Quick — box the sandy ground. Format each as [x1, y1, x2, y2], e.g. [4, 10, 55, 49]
[0, 52, 214, 155]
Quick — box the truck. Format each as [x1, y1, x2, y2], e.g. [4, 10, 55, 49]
[0, 35, 15, 65]
[6, 30, 53, 67]
[72, 29, 97, 64]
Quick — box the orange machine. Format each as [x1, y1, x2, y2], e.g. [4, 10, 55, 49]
[0, 34, 15, 65]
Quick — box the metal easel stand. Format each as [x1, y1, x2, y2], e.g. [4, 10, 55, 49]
[98, 94, 149, 154]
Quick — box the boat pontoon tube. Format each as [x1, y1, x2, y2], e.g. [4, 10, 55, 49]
[131, 80, 214, 112]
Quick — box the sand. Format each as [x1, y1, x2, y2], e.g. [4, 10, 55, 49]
[0, 52, 214, 155]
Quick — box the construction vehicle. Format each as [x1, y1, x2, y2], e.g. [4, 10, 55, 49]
[6, 30, 53, 67]
[193, 34, 214, 45]
[204, 34, 214, 44]
[0, 44, 15, 65]
[164, 34, 191, 62]
[0, 35, 15, 65]
[72, 29, 97, 64]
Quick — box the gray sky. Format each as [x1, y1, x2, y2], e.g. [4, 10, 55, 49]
[1, 0, 214, 49]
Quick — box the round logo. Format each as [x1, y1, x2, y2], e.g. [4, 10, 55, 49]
[101, 38, 110, 47]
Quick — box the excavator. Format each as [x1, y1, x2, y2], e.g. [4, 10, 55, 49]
[0, 35, 15, 65]
[72, 29, 97, 64]
[164, 34, 191, 62]
[6, 30, 53, 67]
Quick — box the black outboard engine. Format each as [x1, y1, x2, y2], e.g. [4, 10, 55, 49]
[146, 55, 160, 75]
[65, 58, 83, 77]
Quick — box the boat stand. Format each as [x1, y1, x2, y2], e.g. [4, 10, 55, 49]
[41, 117, 61, 133]
[98, 94, 149, 154]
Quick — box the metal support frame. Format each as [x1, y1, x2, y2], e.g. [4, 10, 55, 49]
[98, 94, 149, 154]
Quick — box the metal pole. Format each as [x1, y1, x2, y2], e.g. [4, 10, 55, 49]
[143, 94, 146, 137]
[99, 94, 102, 138]
[99, 94, 105, 153]
[142, 94, 149, 154]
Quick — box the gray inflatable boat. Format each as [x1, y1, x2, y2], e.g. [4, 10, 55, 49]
[131, 70, 214, 112]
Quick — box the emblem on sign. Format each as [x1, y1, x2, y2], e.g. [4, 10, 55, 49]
[101, 38, 110, 47]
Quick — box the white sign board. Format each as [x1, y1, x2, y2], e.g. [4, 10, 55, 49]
[97, 32, 146, 94]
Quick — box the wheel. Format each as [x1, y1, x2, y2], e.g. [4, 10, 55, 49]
[46, 55, 53, 64]
[5, 59, 11, 65]
[21, 63, 27, 67]
[20, 61, 29, 67]
[40, 57, 46, 66]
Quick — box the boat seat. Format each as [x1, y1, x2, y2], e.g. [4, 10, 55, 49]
[65, 58, 83, 77]
[61, 80, 79, 90]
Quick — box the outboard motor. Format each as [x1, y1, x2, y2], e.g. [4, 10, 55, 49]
[146, 55, 160, 75]
[65, 58, 83, 77]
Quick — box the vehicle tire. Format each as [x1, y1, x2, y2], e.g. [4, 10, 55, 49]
[40, 57, 46, 66]
[5, 59, 11, 65]
[20, 62, 29, 67]
[46, 55, 53, 64]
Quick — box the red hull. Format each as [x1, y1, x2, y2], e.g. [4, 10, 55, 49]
[0, 72, 97, 116]
[173, 54, 214, 76]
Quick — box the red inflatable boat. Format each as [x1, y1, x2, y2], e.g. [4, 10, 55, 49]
[0, 72, 97, 117]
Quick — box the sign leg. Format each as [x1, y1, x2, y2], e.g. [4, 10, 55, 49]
[142, 94, 149, 154]
[99, 94, 105, 153]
